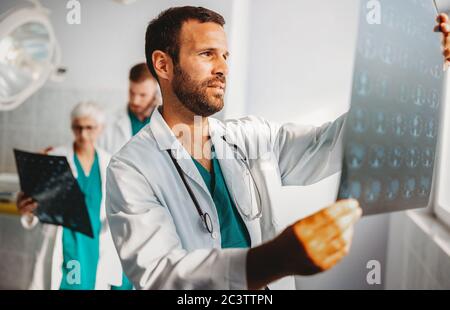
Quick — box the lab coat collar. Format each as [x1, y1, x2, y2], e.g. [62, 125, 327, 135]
[149, 106, 227, 152]
[150, 106, 179, 151]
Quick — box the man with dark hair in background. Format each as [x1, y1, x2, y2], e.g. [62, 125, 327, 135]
[99, 63, 160, 154]
[106, 6, 450, 290]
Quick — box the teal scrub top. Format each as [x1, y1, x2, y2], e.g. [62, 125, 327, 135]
[192, 148, 251, 249]
[60, 152, 102, 290]
[128, 108, 151, 136]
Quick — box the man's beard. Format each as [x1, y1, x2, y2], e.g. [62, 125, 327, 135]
[172, 64, 225, 117]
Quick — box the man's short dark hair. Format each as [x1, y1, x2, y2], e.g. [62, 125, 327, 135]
[145, 6, 225, 80]
[129, 62, 154, 83]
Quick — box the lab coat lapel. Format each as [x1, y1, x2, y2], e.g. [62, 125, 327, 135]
[96, 148, 109, 223]
[171, 146, 213, 199]
[62, 145, 77, 178]
[209, 121, 257, 241]
[149, 108, 214, 205]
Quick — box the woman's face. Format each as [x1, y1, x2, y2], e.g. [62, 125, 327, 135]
[71, 116, 102, 148]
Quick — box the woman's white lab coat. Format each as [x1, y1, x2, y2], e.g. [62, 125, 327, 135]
[21, 145, 123, 290]
[106, 107, 346, 290]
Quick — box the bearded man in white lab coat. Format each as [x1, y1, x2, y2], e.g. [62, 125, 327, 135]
[98, 63, 160, 155]
[105, 7, 450, 290]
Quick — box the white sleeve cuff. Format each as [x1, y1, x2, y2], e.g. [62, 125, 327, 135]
[20, 214, 39, 230]
[225, 248, 249, 290]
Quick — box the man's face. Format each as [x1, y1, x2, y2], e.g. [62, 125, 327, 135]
[171, 20, 229, 117]
[128, 79, 158, 115]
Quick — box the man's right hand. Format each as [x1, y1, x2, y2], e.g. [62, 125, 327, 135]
[16, 191, 38, 215]
[289, 199, 362, 273]
[247, 199, 362, 289]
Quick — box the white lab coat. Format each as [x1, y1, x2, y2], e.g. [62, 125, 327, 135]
[106, 107, 346, 290]
[98, 112, 132, 156]
[21, 145, 123, 290]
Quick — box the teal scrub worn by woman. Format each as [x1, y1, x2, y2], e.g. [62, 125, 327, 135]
[60, 152, 102, 290]
[128, 108, 151, 136]
[192, 147, 251, 249]
[60, 152, 133, 290]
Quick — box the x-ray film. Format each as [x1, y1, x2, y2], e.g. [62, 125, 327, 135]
[434, 0, 450, 15]
[337, 0, 445, 215]
[14, 149, 93, 237]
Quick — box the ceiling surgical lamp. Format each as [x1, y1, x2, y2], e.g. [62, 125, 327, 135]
[0, 0, 64, 111]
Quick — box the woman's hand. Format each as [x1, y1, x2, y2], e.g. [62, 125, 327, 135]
[16, 191, 38, 215]
[40, 146, 54, 155]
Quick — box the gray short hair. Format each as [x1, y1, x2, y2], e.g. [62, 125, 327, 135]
[70, 101, 105, 125]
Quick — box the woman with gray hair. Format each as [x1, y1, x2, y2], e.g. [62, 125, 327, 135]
[16, 101, 132, 290]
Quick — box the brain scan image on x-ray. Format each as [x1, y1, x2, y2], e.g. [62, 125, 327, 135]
[337, 0, 445, 215]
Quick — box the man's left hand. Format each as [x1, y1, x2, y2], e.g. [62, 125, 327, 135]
[435, 13, 450, 68]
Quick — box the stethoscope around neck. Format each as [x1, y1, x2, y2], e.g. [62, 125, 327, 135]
[166, 136, 262, 236]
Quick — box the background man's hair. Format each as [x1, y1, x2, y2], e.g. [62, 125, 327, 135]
[145, 6, 225, 80]
[129, 62, 154, 83]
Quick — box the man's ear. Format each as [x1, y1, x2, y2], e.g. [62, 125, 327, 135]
[152, 50, 173, 81]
